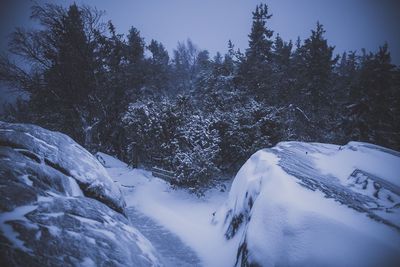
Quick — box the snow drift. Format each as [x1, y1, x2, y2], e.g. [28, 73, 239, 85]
[214, 141, 400, 267]
[0, 121, 160, 266]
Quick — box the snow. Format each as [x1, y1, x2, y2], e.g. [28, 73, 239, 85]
[19, 174, 33, 186]
[215, 142, 400, 266]
[80, 257, 96, 267]
[312, 141, 400, 187]
[69, 214, 100, 226]
[122, 224, 162, 265]
[46, 225, 61, 236]
[92, 228, 117, 241]
[0, 121, 126, 212]
[0, 122, 162, 266]
[95, 152, 128, 169]
[23, 132, 59, 150]
[40, 212, 64, 218]
[66, 176, 84, 197]
[102, 141, 400, 267]
[0, 205, 38, 252]
[102, 155, 236, 267]
[126, 180, 236, 267]
[248, 154, 398, 266]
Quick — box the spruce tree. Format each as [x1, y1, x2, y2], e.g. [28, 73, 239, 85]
[126, 27, 145, 63]
[346, 43, 399, 148]
[272, 34, 292, 104]
[33, 4, 97, 145]
[240, 4, 274, 100]
[147, 39, 170, 95]
[302, 22, 337, 111]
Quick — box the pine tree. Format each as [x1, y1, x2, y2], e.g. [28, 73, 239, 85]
[147, 39, 170, 95]
[94, 21, 130, 157]
[125, 27, 147, 90]
[290, 22, 338, 141]
[126, 27, 145, 63]
[346, 43, 399, 148]
[247, 4, 273, 63]
[272, 34, 293, 104]
[239, 4, 274, 100]
[33, 4, 98, 145]
[0, 3, 107, 149]
[301, 22, 337, 112]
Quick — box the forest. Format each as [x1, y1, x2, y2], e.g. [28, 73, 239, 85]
[1, 3, 399, 193]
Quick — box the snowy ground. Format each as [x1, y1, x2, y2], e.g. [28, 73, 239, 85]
[97, 141, 400, 267]
[126, 207, 200, 267]
[97, 153, 236, 267]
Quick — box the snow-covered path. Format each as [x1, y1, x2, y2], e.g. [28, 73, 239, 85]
[126, 206, 201, 267]
[96, 152, 235, 267]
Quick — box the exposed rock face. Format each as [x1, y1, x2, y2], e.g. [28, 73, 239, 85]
[0, 121, 160, 266]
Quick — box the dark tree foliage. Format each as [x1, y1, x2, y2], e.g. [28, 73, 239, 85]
[343, 44, 400, 147]
[147, 39, 171, 95]
[1, 3, 399, 193]
[299, 23, 338, 113]
[289, 22, 339, 141]
[272, 34, 293, 105]
[0, 3, 103, 148]
[239, 4, 274, 100]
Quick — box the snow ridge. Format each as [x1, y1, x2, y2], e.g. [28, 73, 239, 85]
[214, 141, 400, 267]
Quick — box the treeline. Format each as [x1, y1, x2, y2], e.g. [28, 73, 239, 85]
[1, 3, 399, 193]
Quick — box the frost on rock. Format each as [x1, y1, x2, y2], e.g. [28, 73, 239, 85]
[0, 121, 160, 267]
[214, 141, 400, 267]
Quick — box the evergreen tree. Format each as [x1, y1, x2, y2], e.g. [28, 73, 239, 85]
[147, 39, 171, 95]
[272, 34, 293, 104]
[126, 27, 145, 63]
[45, 4, 97, 145]
[0, 3, 104, 147]
[94, 21, 130, 157]
[291, 22, 338, 140]
[125, 27, 147, 90]
[346, 44, 400, 148]
[300, 22, 337, 112]
[239, 4, 274, 100]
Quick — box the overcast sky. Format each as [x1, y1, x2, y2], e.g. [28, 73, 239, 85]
[0, 0, 400, 64]
[1, 0, 400, 63]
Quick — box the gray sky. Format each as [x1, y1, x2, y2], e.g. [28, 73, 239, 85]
[1, 0, 400, 63]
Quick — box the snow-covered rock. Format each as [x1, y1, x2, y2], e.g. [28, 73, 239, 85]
[95, 152, 128, 169]
[0, 121, 160, 266]
[0, 121, 125, 212]
[214, 141, 400, 267]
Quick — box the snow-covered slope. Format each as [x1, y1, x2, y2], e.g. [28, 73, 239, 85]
[214, 141, 400, 267]
[0, 122, 160, 266]
[96, 152, 129, 169]
[102, 153, 235, 267]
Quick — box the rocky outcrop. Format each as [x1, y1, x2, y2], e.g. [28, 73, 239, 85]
[214, 142, 400, 267]
[0, 121, 160, 266]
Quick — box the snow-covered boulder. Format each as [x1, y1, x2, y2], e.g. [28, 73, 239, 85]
[0, 121, 160, 266]
[214, 141, 400, 267]
[0, 121, 125, 213]
[95, 152, 128, 169]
